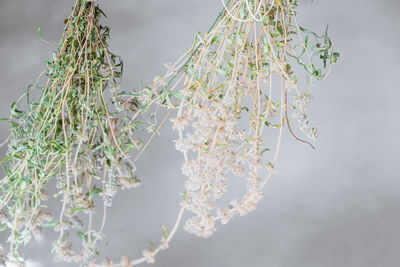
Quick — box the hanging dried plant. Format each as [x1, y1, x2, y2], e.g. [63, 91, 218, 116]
[142, 0, 339, 245]
[0, 0, 147, 265]
[0, 0, 340, 266]
[81, 0, 340, 263]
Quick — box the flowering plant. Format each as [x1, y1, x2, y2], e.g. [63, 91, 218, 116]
[0, 0, 339, 266]
[0, 0, 147, 265]
[144, 0, 339, 241]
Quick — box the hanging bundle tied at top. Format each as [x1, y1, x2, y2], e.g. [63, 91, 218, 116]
[0, 0, 340, 266]
[145, 0, 339, 238]
[0, 0, 145, 265]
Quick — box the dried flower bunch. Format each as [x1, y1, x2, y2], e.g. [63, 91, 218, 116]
[0, 0, 146, 265]
[144, 0, 339, 240]
[0, 0, 340, 266]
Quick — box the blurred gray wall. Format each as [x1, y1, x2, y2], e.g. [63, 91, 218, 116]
[1, 0, 400, 266]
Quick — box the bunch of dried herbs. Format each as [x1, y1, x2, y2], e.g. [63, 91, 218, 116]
[0, 0, 340, 266]
[0, 0, 147, 265]
[139, 0, 339, 253]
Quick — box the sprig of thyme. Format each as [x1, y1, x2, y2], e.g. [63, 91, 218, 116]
[0, 0, 147, 265]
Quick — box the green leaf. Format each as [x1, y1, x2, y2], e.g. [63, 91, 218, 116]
[10, 102, 24, 119]
[13, 153, 24, 160]
[97, 7, 108, 19]
[91, 249, 100, 256]
[26, 84, 33, 105]
[77, 231, 88, 241]
[138, 80, 144, 91]
[22, 176, 32, 184]
[250, 71, 256, 80]
[3, 166, 12, 177]
[71, 207, 87, 214]
[49, 140, 66, 152]
[43, 221, 58, 228]
[0, 155, 13, 164]
[167, 90, 184, 100]
[261, 148, 270, 155]
[38, 27, 43, 38]
[210, 35, 222, 46]
[161, 225, 169, 238]
[88, 186, 102, 201]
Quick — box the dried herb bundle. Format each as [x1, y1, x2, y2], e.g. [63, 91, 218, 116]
[144, 0, 339, 240]
[0, 0, 144, 265]
[0, 0, 340, 266]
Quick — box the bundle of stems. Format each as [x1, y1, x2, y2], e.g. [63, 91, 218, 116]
[0, 0, 146, 265]
[92, 0, 339, 265]
[0, 0, 340, 266]
[143, 0, 339, 240]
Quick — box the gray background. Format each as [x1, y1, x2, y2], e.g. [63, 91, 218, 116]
[1, 0, 400, 266]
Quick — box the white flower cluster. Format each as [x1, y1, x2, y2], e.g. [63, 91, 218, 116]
[293, 93, 319, 140]
[53, 239, 82, 263]
[101, 181, 118, 207]
[142, 250, 155, 264]
[170, 61, 270, 238]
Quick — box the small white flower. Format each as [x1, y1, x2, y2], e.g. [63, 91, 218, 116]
[142, 250, 155, 264]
